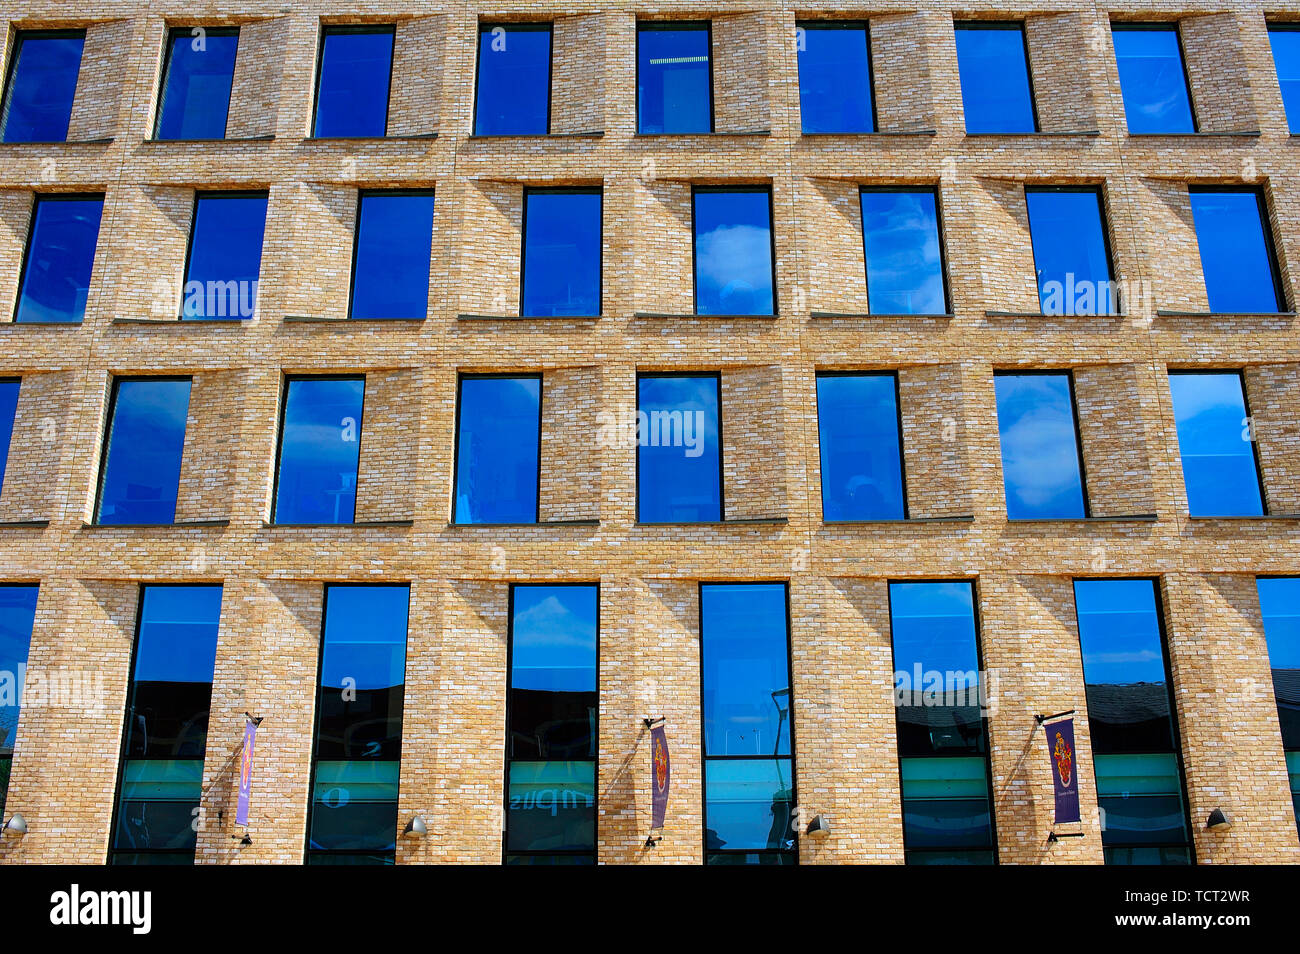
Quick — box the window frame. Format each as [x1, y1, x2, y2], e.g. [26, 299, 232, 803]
[501, 581, 601, 864]
[993, 369, 1092, 520]
[885, 577, 1000, 865]
[151, 25, 241, 141]
[814, 369, 910, 522]
[858, 184, 952, 316]
[310, 23, 397, 139]
[794, 19, 878, 135]
[346, 188, 436, 321]
[107, 582, 223, 865]
[178, 189, 269, 321]
[690, 184, 778, 317]
[697, 580, 799, 864]
[303, 582, 412, 865]
[1110, 21, 1199, 135]
[634, 371, 726, 525]
[1167, 367, 1270, 518]
[0, 582, 39, 826]
[93, 375, 192, 526]
[1023, 185, 1118, 317]
[519, 186, 604, 318]
[1268, 22, 1300, 132]
[13, 191, 105, 324]
[635, 19, 715, 135]
[472, 21, 555, 136]
[1071, 576, 1196, 862]
[953, 19, 1041, 135]
[450, 371, 544, 526]
[270, 373, 368, 526]
[1186, 185, 1287, 315]
[0, 28, 86, 143]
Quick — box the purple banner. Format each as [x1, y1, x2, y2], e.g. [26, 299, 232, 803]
[650, 724, 670, 830]
[236, 720, 257, 827]
[1045, 718, 1080, 823]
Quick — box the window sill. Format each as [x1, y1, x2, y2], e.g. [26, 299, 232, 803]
[82, 519, 230, 529]
[802, 128, 937, 137]
[447, 519, 600, 528]
[1186, 513, 1300, 522]
[467, 130, 603, 139]
[634, 129, 770, 138]
[303, 133, 438, 142]
[633, 311, 777, 320]
[811, 310, 953, 320]
[262, 519, 414, 528]
[636, 517, 787, 527]
[1127, 130, 1260, 138]
[456, 313, 601, 321]
[1, 320, 83, 327]
[1006, 514, 1158, 523]
[0, 519, 48, 529]
[965, 129, 1100, 138]
[984, 310, 1128, 319]
[0, 137, 113, 145]
[1156, 309, 1295, 319]
[824, 515, 974, 525]
[283, 314, 427, 324]
[113, 316, 250, 326]
[144, 135, 274, 144]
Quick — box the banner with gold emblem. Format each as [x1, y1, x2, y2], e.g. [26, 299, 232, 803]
[1045, 717, 1080, 823]
[651, 723, 670, 830]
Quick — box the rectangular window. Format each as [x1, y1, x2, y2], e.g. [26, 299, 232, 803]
[0, 30, 84, 142]
[1257, 577, 1300, 836]
[14, 194, 103, 324]
[272, 377, 365, 525]
[505, 584, 598, 864]
[1188, 188, 1285, 314]
[1073, 579, 1192, 865]
[1168, 371, 1265, 517]
[1025, 188, 1116, 316]
[453, 375, 541, 525]
[1112, 24, 1196, 134]
[154, 27, 239, 140]
[637, 22, 712, 134]
[815, 373, 906, 521]
[349, 191, 435, 320]
[889, 581, 996, 864]
[636, 374, 722, 524]
[0, 379, 18, 497]
[693, 187, 775, 316]
[521, 189, 602, 317]
[109, 585, 222, 865]
[0, 585, 39, 823]
[954, 22, 1037, 133]
[701, 583, 796, 865]
[1269, 25, 1300, 133]
[474, 23, 551, 135]
[181, 192, 267, 320]
[306, 584, 409, 865]
[860, 188, 948, 315]
[994, 372, 1088, 520]
[95, 378, 192, 526]
[796, 21, 874, 134]
[312, 26, 395, 138]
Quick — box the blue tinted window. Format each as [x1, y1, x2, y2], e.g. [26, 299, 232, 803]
[694, 189, 774, 316]
[0, 380, 18, 497]
[154, 29, 239, 140]
[308, 584, 409, 864]
[1074, 579, 1192, 864]
[1026, 189, 1115, 316]
[506, 585, 598, 862]
[888, 581, 995, 864]
[1112, 25, 1195, 134]
[111, 584, 222, 864]
[637, 23, 711, 133]
[454, 376, 540, 524]
[350, 192, 435, 320]
[1168, 372, 1264, 518]
[1188, 189, 1284, 314]
[1270, 28, 1300, 133]
[475, 25, 551, 135]
[954, 23, 1036, 133]
[15, 195, 103, 324]
[637, 375, 721, 523]
[1, 32, 84, 142]
[522, 190, 601, 317]
[1258, 578, 1300, 761]
[701, 583, 795, 863]
[816, 374, 905, 521]
[313, 27, 394, 137]
[860, 189, 947, 315]
[96, 379, 191, 525]
[273, 377, 364, 525]
[0, 584, 39, 821]
[797, 22, 873, 133]
[181, 193, 267, 320]
[994, 373, 1088, 520]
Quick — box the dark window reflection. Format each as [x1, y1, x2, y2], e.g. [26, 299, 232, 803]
[796, 22, 874, 133]
[1258, 577, 1300, 837]
[475, 24, 551, 135]
[1, 31, 84, 143]
[96, 378, 191, 525]
[994, 373, 1088, 520]
[954, 23, 1036, 133]
[454, 376, 541, 524]
[154, 28, 239, 140]
[350, 191, 435, 320]
[273, 377, 365, 525]
[0, 380, 17, 498]
[521, 190, 602, 317]
[860, 189, 948, 315]
[111, 585, 222, 864]
[1168, 371, 1264, 518]
[1025, 188, 1115, 316]
[313, 27, 394, 137]
[1112, 25, 1195, 135]
[693, 188, 774, 316]
[15, 194, 103, 324]
[637, 23, 711, 134]
[637, 375, 722, 523]
[181, 193, 267, 320]
[1188, 189, 1284, 315]
[816, 373, 906, 521]
[0, 585, 39, 823]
